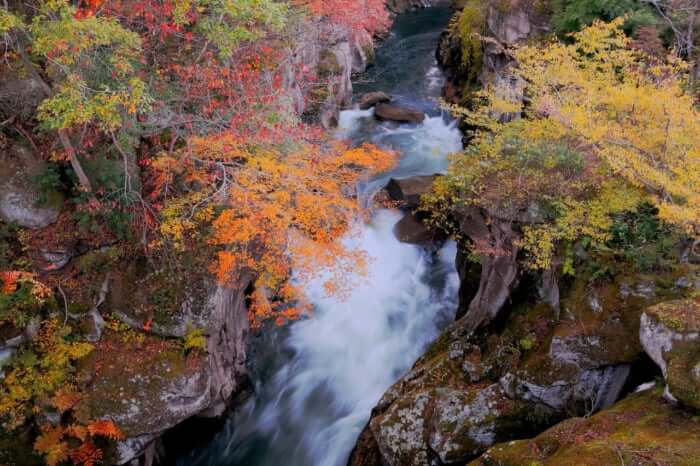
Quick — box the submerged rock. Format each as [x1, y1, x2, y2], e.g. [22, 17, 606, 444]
[374, 103, 425, 123]
[640, 298, 700, 409]
[471, 389, 700, 466]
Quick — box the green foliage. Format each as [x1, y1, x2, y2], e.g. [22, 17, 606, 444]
[552, 0, 656, 36]
[24, 1, 151, 131]
[31, 166, 64, 209]
[183, 325, 207, 354]
[519, 336, 535, 351]
[0, 8, 21, 34]
[606, 202, 681, 271]
[196, 0, 288, 59]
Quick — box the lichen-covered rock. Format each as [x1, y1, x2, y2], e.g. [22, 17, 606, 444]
[349, 268, 688, 465]
[640, 298, 700, 409]
[76, 332, 209, 464]
[349, 324, 553, 465]
[470, 389, 700, 466]
[82, 274, 252, 463]
[0, 143, 61, 229]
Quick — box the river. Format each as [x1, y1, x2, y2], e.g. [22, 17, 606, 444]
[175, 7, 462, 466]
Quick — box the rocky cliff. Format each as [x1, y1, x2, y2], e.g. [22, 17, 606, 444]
[348, 2, 700, 464]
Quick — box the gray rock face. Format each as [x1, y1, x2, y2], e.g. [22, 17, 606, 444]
[285, 20, 374, 128]
[640, 299, 700, 409]
[501, 365, 631, 413]
[201, 280, 252, 417]
[0, 73, 46, 121]
[0, 144, 61, 229]
[111, 278, 252, 464]
[374, 103, 426, 123]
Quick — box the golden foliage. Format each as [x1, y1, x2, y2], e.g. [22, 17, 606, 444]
[430, 20, 699, 269]
[154, 134, 395, 324]
[0, 320, 93, 429]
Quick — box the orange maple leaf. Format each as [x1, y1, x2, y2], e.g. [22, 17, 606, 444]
[87, 420, 125, 440]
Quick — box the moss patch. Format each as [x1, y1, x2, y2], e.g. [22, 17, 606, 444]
[471, 389, 700, 466]
[646, 298, 700, 333]
[75, 330, 204, 437]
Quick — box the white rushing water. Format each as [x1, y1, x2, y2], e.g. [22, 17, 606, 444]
[177, 7, 463, 466]
[246, 211, 459, 466]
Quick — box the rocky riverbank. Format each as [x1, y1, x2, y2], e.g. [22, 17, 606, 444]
[348, 1, 700, 465]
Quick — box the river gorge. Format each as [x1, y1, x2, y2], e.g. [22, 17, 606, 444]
[176, 7, 462, 465]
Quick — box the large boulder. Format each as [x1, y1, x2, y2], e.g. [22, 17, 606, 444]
[79, 269, 253, 464]
[393, 212, 445, 245]
[640, 298, 700, 409]
[374, 103, 425, 124]
[0, 67, 46, 121]
[350, 336, 548, 466]
[384, 175, 439, 209]
[471, 389, 700, 466]
[358, 91, 391, 110]
[0, 143, 61, 229]
[349, 270, 684, 465]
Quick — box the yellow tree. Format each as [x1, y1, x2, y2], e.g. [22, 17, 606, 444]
[437, 19, 700, 269]
[514, 19, 700, 239]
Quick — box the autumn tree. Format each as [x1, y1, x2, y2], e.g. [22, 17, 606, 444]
[430, 19, 700, 271]
[295, 0, 391, 37]
[153, 134, 395, 324]
[0, 1, 150, 192]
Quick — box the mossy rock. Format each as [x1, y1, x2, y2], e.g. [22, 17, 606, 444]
[75, 330, 207, 439]
[317, 49, 342, 79]
[666, 339, 700, 411]
[470, 389, 700, 466]
[642, 298, 700, 410]
[645, 298, 700, 333]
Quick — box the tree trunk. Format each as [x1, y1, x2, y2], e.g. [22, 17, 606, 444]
[59, 129, 93, 191]
[456, 207, 521, 332]
[15, 35, 93, 191]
